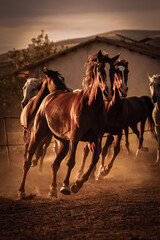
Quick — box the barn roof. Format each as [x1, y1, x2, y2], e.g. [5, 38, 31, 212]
[16, 36, 160, 75]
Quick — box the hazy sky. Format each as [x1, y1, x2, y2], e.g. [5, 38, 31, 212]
[0, 0, 160, 53]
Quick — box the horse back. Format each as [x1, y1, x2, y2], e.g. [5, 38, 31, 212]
[126, 96, 148, 125]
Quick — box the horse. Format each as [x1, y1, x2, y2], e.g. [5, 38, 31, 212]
[77, 57, 129, 180]
[20, 68, 70, 172]
[78, 72, 155, 181]
[18, 50, 120, 199]
[21, 78, 43, 108]
[149, 74, 160, 166]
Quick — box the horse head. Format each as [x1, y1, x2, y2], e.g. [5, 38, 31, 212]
[83, 50, 107, 105]
[102, 53, 121, 100]
[114, 58, 129, 98]
[21, 78, 42, 108]
[148, 74, 160, 103]
[43, 67, 70, 93]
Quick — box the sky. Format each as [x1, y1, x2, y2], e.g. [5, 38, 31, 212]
[0, 0, 160, 54]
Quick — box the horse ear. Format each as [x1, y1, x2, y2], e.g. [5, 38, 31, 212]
[147, 73, 152, 81]
[97, 50, 103, 62]
[111, 54, 120, 64]
[43, 67, 49, 74]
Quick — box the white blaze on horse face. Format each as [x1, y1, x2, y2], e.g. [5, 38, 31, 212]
[21, 78, 42, 107]
[118, 66, 128, 97]
[104, 63, 112, 100]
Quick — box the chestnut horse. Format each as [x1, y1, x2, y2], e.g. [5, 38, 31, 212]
[20, 69, 70, 172]
[18, 50, 121, 199]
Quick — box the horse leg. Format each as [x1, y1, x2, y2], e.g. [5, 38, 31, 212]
[77, 143, 90, 180]
[124, 127, 131, 153]
[19, 133, 40, 199]
[100, 132, 122, 176]
[49, 140, 69, 197]
[37, 134, 52, 172]
[71, 137, 102, 194]
[153, 125, 160, 166]
[24, 142, 29, 160]
[60, 138, 78, 195]
[139, 120, 148, 152]
[96, 134, 114, 180]
[130, 125, 140, 156]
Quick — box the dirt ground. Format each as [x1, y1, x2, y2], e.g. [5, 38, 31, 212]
[0, 132, 160, 240]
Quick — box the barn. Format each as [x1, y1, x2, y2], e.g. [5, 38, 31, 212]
[18, 34, 160, 97]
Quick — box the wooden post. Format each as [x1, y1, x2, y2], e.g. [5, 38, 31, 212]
[3, 118, 11, 166]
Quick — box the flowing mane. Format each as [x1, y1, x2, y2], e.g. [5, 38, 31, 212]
[82, 54, 106, 105]
[43, 68, 70, 92]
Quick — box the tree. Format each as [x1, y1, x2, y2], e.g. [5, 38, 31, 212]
[0, 30, 60, 116]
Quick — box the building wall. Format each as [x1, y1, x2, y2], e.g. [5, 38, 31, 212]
[29, 42, 160, 97]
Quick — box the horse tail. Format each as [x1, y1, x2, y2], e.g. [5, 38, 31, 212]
[140, 96, 156, 138]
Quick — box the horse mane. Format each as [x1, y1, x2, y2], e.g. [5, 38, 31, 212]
[151, 74, 160, 80]
[82, 59, 102, 106]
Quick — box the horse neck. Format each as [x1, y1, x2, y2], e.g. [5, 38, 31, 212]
[154, 100, 160, 112]
[105, 87, 121, 111]
[29, 83, 49, 116]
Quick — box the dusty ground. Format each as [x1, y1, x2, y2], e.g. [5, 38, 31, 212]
[0, 132, 160, 240]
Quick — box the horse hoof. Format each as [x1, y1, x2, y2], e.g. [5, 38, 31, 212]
[18, 192, 36, 200]
[100, 166, 111, 176]
[96, 173, 104, 181]
[31, 159, 38, 167]
[48, 187, 57, 198]
[60, 186, 71, 195]
[71, 183, 79, 194]
[18, 191, 26, 200]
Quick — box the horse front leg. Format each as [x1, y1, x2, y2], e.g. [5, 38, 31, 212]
[100, 132, 122, 177]
[49, 140, 69, 197]
[77, 143, 90, 180]
[96, 134, 114, 180]
[71, 137, 101, 194]
[19, 134, 39, 199]
[60, 138, 78, 195]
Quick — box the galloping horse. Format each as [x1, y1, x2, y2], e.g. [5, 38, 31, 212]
[77, 57, 129, 180]
[149, 74, 160, 166]
[20, 69, 70, 172]
[18, 50, 120, 199]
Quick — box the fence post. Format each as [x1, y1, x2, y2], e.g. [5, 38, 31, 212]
[3, 117, 11, 166]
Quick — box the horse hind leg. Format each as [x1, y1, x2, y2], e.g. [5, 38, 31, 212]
[33, 134, 52, 172]
[124, 127, 131, 154]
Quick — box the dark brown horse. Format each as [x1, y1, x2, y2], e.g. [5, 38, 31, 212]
[77, 57, 129, 180]
[20, 68, 70, 172]
[19, 50, 121, 199]
[96, 95, 155, 179]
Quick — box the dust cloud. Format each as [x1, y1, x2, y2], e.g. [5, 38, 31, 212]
[0, 129, 158, 200]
